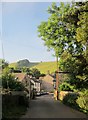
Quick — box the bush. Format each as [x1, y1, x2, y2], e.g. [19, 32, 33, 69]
[59, 82, 74, 91]
[2, 73, 25, 91]
[63, 92, 79, 108]
[76, 89, 88, 113]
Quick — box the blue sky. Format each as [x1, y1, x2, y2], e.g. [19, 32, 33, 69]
[1, 2, 59, 63]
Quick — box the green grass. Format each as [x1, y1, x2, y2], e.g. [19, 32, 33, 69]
[31, 61, 57, 74]
[9, 61, 57, 74]
[9, 62, 39, 68]
[9, 62, 17, 68]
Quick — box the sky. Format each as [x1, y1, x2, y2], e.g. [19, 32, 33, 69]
[1, 2, 59, 63]
[0, 0, 84, 63]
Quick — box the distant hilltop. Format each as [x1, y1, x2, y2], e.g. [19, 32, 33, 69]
[9, 59, 57, 74]
[9, 59, 39, 68]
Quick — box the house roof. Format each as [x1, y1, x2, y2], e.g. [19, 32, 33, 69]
[12, 73, 27, 81]
[42, 74, 54, 84]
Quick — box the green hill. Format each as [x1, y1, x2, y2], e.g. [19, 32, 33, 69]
[9, 62, 17, 68]
[31, 61, 57, 74]
[9, 59, 57, 74]
[9, 59, 39, 68]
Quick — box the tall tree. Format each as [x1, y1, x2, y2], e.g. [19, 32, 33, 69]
[38, 2, 88, 89]
[38, 3, 84, 58]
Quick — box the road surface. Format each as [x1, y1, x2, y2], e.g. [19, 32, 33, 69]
[22, 94, 88, 118]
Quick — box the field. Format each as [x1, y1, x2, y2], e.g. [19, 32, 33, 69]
[9, 62, 17, 68]
[9, 61, 57, 74]
[31, 61, 57, 74]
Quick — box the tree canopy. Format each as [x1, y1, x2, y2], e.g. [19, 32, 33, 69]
[38, 2, 88, 89]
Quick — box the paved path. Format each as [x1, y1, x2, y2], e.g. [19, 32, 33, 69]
[22, 94, 88, 118]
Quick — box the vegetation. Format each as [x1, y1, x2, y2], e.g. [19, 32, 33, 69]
[0, 59, 29, 119]
[59, 82, 74, 92]
[0, 59, 8, 69]
[38, 1, 88, 114]
[76, 90, 88, 114]
[9, 60, 57, 74]
[9, 59, 39, 68]
[9, 62, 17, 69]
[30, 68, 41, 79]
[0, 1, 88, 116]
[38, 2, 88, 88]
[31, 61, 57, 74]
[62, 92, 79, 109]
[1, 66, 25, 91]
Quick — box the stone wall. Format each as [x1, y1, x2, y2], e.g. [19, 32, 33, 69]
[59, 91, 71, 101]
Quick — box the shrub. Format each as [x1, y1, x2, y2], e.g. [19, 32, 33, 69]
[76, 89, 88, 113]
[2, 73, 25, 91]
[13, 82, 25, 91]
[63, 92, 79, 108]
[59, 82, 74, 91]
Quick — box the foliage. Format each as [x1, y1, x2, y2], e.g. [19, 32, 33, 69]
[59, 82, 74, 91]
[76, 89, 88, 113]
[38, 2, 88, 90]
[40, 73, 46, 77]
[0, 59, 8, 69]
[59, 51, 88, 89]
[38, 2, 83, 57]
[62, 92, 79, 108]
[2, 73, 25, 91]
[13, 81, 25, 91]
[21, 67, 30, 73]
[31, 68, 41, 79]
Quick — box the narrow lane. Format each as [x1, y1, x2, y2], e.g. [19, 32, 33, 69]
[22, 94, 87, 118]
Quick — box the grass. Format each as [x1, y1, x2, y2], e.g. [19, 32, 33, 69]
[9, 62, 39, 68]
[31, 61, 57, 74]
[9, 62, 17, 68]
[9, 61, 57, 74]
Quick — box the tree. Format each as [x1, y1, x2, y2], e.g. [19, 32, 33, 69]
[38, 3, 83, 57]
[0, 59, 9, 70]
[31, 68, 41, 79]
[76, 2, 88, 61]
[38, 2, 88, 89]
[59, 50, 88, 89]
[2, 73, 25, 91]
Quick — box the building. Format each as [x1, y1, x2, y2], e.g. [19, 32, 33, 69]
[31, 77, 41, 93]
[13, 73, 33, 99]
[40, 74, 54, 93]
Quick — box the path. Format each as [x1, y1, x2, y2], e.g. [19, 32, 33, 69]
[22, 94, 88, 118]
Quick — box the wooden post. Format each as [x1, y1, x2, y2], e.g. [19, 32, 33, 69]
[55, 56, 59, 100]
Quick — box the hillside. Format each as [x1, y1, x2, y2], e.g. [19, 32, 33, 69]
[9, 59, 57, 74]
[9, 59, 39, 68]
[9, 62, 17, 68]
[31, 61, 57, 74]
